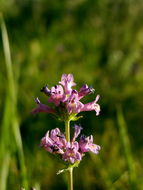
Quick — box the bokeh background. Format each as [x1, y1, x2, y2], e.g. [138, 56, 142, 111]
[0, 0, 143, 190]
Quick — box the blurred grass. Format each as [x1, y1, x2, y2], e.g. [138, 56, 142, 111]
[116, 105, 137, 190]
[0, 14, 28, 190]
[0, 0, 143, 189]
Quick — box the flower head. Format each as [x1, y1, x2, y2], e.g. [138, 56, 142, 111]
[32, 74, 101, 119]
[40, 126, 100, 164]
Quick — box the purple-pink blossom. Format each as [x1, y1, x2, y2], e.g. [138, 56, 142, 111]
[32, 74, 100, 117]
[40, 128, 66, 154]
[31, 98, 55, 114]
[62, 142, 82, 164]
[80, 95, 100, 116]
[40, 125, 100, 164]
[79, 135, 101, 154]
[78, 84, 95, 100]
[48, 85, 64, 106]
[66, 90, 84, 114]
[59, 74, 76, 94]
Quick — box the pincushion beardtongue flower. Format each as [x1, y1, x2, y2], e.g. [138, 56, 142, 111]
[31, 74, 100, 119]
[32, 74, 101, 190]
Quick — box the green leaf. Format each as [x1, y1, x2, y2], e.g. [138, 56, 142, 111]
[57, 161, 80, 175]
[70, 115, 83, 121]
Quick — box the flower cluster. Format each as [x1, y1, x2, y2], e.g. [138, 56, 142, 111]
[32, 74, 100, 120]
[40, 125, 100, 164]
[32, 74, 101, 165]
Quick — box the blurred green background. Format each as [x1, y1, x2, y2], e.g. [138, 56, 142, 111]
[0, 0, 143, 190]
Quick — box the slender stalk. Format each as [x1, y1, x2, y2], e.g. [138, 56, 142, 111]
[65, 120, 70, 142]
[65, 120, 73, 190]
[69, 168, 73, 190]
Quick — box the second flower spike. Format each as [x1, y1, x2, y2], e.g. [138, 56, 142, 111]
[40, 125, 101, 164]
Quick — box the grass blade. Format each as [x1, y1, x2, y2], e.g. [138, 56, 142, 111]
[116, 104, 137, 190]
[0, 13, 28, 189]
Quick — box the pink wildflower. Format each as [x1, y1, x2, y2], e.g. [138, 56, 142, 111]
[59, 74, 76, 94]
[31, 98, 55, 114]
[40, 125, 100, 164]
[40, 128, 66, 154]
[78, 84, 95, 100]
[66, 90, 84, 114]
[79, 135, 101, 154]
[48, 85, 64, 106]
[62, 142, 82, 163]
[80, 95, 100, 116]
[32, 74, 100, 117]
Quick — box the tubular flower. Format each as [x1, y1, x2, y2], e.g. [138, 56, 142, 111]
[48, 85, 64, 106]
[40, 128, 66, 154]
[32, 74, 100, 119]
[80, 95, 100, 116]
[79, 135, 101, 154]
[40, 85, 51, 96]
[72, 124, 82, 142]
[78, 84, 95, 100]
[59, 74, 76, 94]
[66, 90, 84, 114]
[62, 142, 82, 163]
[31, 98, 55, 114]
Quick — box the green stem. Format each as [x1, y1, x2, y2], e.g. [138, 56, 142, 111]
[65, 120, 73, 190]
[65, 120, 70, 141]
[69, 168, 73, 190]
